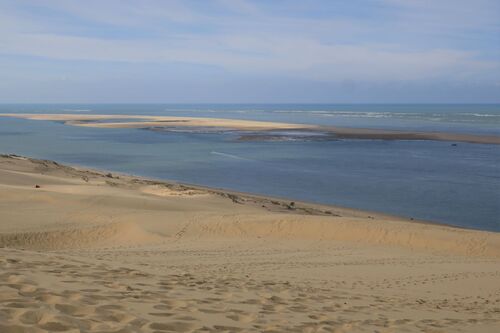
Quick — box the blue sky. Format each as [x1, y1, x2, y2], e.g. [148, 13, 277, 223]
[0, 0, 499, 103]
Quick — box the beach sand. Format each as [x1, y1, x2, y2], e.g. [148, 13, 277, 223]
[2, 113, 500, 144]
[1, 154, 500, 332]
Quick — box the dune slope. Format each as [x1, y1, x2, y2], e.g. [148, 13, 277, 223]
[1, 154, 499, 332]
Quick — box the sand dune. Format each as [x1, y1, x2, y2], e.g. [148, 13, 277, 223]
[0, 222, 162, 250]
[1, 154, 500, 332]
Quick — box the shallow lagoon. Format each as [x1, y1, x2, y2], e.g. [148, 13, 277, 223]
[0, 104, 499, 232]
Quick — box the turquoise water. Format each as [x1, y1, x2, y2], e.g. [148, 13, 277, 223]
[0, 104, 499, 232]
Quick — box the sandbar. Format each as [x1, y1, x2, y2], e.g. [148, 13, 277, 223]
[1, 113, 499, 144]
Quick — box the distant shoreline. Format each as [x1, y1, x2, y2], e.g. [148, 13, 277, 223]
[1, 113, 500, 144]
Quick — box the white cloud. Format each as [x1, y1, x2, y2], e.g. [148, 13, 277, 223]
[0, 0, 498, 85]
[1, 30, 496, 83]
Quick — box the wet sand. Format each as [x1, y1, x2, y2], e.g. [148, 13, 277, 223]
[1, 113, 499, 144]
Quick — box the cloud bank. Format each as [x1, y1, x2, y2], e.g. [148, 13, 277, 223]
[0, 0, 499, 102]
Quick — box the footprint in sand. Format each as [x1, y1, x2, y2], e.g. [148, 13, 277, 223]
[149, 312, 174, 317]
[100, 311, 137, 324]
[38, 321, 73, 332]
[226, 312, 255, 323]
[212, 324, 244, 332]
[19, 309, 55, 325]
[150, 321, 196, 332]
[5, 274, 26, 284]
[55, 303, 94, 317]
[34, 293, 63, 305]
[5, 302, 39, 309]
[159, 300, 188, 309]
[96, 304, 126, 311]
[0, 324, 39, 333]
[198, 308, 223, 314]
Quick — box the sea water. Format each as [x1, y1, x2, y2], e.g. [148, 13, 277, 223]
[0, 104, 499, 232]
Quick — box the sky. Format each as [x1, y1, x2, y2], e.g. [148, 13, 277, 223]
[0, 0, 499, 103]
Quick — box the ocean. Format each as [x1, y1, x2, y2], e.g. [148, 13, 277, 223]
[0, 104, 499, 232]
